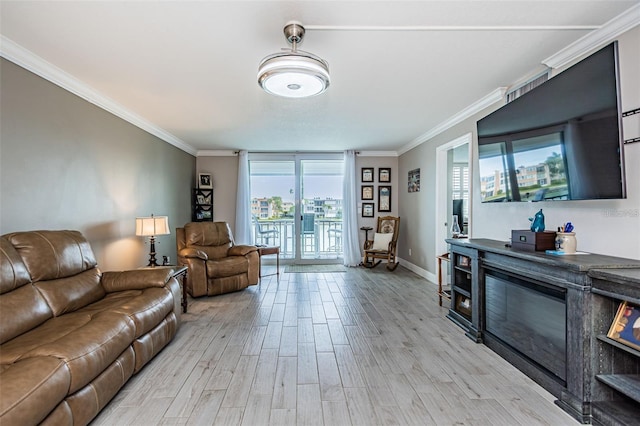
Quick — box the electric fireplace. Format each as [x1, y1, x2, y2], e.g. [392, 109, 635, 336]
[484, 268, 567, 383]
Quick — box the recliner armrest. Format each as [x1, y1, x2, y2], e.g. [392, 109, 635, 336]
[178, 248, 208, 260]
[101, 269, 171, 293]
[229, 245, 258, 257]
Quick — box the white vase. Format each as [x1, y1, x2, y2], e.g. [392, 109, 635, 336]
[556, 232, 577, 254]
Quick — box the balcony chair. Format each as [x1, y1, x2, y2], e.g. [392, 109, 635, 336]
[302, 213, 318, 255]
[363, 216, 400, 271]
[253, 215, 279, 246]
[176, 222, 259, 297]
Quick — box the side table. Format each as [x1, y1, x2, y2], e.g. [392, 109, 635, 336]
[436, 252, 451, 307]
[138, 265, 188, 313]
[257, 246, 280, 278]
[360, 226, 373, 241]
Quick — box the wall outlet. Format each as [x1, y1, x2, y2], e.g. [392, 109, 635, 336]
[409, 248, 412, 256]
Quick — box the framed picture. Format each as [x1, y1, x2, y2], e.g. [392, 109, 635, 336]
[362, 203, 374, 217]
[379, 168, 391, 183]
[455, 294, 472, 317]
[607, 301, 640, 351]
[458, 255, 470, 268]
[361, 185, 374, 200]
[408, 168, 420, 192]
[378, 186, 391, 212]
[198, 173, 213, 189]
[361, 167, 374, 183]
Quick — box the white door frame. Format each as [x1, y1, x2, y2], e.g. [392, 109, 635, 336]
[435, 133, 472, 258]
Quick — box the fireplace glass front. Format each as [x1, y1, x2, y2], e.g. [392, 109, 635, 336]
[485, 269, 567, 382]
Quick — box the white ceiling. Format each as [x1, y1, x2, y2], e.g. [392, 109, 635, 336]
[1, 1, 638, 155]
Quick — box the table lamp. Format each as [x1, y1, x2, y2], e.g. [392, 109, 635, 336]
[135, 214, 170, 267]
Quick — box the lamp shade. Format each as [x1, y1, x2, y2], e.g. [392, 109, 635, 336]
[135, 215, 170, 237]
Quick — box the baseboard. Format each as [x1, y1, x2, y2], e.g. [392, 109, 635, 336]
[396, 257, 437, 285]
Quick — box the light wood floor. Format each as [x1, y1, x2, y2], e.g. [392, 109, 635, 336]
[93, 266, 578, 425]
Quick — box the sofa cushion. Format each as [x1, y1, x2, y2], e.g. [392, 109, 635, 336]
[206, 256, 248, 278]
[0, 238, 32, 294]
[0, 283, 53, 344]
[5, 230, 97, 281]
[79, 287, 174, 338]
[0, 356, 71, 425]
[0, 311, 135, 393]
[34, 268, 105, 316]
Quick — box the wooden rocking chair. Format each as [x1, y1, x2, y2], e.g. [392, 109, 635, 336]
[363, 216, 400, 271]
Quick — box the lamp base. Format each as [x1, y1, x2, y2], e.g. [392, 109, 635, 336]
[147, 236, 159, 267]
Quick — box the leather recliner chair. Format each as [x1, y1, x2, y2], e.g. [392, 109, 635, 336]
[176, 222, 259, 297]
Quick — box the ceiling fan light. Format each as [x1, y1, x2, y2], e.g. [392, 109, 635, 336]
[258, 22, 330, 98]
[258, 53, 330, 98]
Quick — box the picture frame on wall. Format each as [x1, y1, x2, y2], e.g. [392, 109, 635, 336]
[198, 173, 213, 189]
[607, 301, 640, 351]
[362, 203, 374, 217]
[361, 167, 374, 183]
[408, 168, 420, 192]
[378, 186, 391, 212]
[361, 185, 374, 200]
[379, 168, 391, 183]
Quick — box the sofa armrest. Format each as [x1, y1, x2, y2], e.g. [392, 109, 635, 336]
[178, 248, 208, 260]
[101, 269, 171, 293]
[229, 245, 258, 257]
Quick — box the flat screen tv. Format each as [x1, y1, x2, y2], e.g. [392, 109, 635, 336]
[477, 42, 626, 203]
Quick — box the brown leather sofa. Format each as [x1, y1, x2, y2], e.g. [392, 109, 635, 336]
[0, 230, 182, 425]
[176, 222, 259, 297]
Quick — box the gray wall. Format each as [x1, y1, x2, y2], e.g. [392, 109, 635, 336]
[399, 26, 640, 278]
[196, 155, 240, 231]
[0, 59, 196, 271]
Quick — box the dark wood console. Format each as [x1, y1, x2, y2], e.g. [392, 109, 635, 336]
[446, 238, 640, 424]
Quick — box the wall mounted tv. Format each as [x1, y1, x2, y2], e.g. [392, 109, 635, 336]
[477, 42, 626, 203]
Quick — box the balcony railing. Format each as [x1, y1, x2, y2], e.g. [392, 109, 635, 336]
[253, 218, 342, 259]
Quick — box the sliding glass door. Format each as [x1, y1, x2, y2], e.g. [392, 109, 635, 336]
[250, 154, 343, 263]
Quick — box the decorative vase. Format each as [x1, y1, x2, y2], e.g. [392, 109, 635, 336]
[555, 232, 577, 254]
[451, 215, 461, 237]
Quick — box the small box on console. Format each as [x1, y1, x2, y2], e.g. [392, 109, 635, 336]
[511, 230, 556, 252]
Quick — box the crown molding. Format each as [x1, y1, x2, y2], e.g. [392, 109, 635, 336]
[197, 150, 238, 157]
[543, 3, 640, 69]
[398, 87, 506, 156]
[358, 151, 398, 157]
[0, 35, 197, 156]
[307, 25, 599, 32]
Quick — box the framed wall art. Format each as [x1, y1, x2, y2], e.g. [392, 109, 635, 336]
[378, 186, 391, 212]
[378, 168, 391, 183]
[361, 185, 374, 200]
[362, 203, 374, 217]
[408, 168, 420, 192]
[198, 173, 213, 189]
[361, 167, 374, 183]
